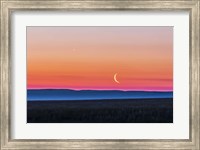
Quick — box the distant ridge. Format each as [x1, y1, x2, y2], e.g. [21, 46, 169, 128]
[27, 89, 173, 101]
[28, 88, 172, 92]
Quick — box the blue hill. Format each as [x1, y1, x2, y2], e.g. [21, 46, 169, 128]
[27, 89, 173, 101]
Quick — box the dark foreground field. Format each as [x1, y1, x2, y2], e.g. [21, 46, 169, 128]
[27, 98, 173, 123]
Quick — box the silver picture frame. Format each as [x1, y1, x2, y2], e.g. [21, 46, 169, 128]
[0, 0, 199, 149]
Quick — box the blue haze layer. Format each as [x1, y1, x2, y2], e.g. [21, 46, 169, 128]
[27, 89, 173, 101]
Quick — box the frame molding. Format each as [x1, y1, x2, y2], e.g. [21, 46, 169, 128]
[1, 0, 199, 149]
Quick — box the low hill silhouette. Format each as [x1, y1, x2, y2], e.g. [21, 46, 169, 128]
[27, 89, 173, 101]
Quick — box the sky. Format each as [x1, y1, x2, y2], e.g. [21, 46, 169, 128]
[27, 27, 173, 91]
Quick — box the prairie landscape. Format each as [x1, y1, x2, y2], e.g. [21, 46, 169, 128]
[27, 98, 173, 123]
[27, 89, 173, 123]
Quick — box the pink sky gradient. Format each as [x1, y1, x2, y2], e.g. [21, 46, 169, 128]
[27, 27, 173, 91]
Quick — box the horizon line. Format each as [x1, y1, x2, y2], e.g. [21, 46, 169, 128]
[27, 88, 173, 92]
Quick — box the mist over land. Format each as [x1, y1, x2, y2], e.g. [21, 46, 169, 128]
[27, 89, 173, 101]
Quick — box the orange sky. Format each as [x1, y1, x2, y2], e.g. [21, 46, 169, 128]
[27, 27, 173, 91]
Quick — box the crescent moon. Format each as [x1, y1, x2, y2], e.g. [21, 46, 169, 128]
[114, 73, 120, 84]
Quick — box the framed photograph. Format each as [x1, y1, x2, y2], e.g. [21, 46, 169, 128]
[1, 0, 199, 149]
[27, 26, 174, 123]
